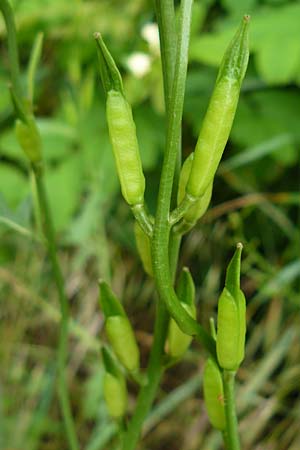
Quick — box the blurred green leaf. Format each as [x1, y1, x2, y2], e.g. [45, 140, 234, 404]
[0, 165, 29, 207]
[189, 3, 300, 84]
[135, 105, 164, 170]
[44, 153, 83, 231]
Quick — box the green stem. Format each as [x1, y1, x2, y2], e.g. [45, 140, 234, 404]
[122, 301, 168, 450]
[0, 0, 22, 97]
[151, 0, 215, 354]
[223, 370, 240, 450]
[121, 3, 179, 449]
[34, 169, 79, 450]
[154, 0, 176, 112]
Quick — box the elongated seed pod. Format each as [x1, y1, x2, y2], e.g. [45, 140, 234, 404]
[216, 288, 240, 370]
[102, 346, 127, 418]
[166, 268, 196, 358]
[103, 372, 127, 418]
[167, 302, 196, 358]
[203, 358, 226, 430]
[106, 90, 145, 205]
[106, 316, 140, 372]
[99, 281, 140, 372]
[15, 116, 42, 163]
[187, 16, 250, 199]
[178, 153, 213, 224]
[134, 221, 153, 276]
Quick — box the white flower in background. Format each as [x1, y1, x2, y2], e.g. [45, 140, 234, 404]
[141, 23, 160, 55]
[126, 52, 151, 78]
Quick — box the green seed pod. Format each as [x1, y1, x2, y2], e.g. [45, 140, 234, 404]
[99, 281, 140, 372]
[216, 243, 247, 370]
[134, 221, 153, 276]
[103, 372, 127, 418]
[15, 116, 42, 163]
[166, 268, 196, 358]
[105, 316, 140, 372]
[187, 16, 250, 199]
[106, 90, 145, 206]
[216, 288, 240, 370]
[178, 153, 213, 226]
[167, 302, 196, 358]
[203, 358, 226, 431]
[102, 347, 127, 419]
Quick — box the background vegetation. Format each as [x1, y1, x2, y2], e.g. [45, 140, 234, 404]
[0, 0, 299, 448]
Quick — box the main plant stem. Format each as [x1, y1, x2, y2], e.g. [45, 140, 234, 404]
[122, 2, 178, 449]
[223, 370, 240, 450]
[34, 170, 79, 450]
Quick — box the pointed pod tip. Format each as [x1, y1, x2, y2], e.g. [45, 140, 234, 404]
[236, 242, 243, 250]
[243, 14, 251, 23]
[93, 31, 101, 40]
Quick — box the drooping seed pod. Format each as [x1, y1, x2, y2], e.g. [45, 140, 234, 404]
[15, 116, 42, 164]
[102, 347, 127, 418]
[166, 268, 196, 358]
[203, 358, 226, 430]
[216, 243, 247, 370]
[187, 16, 250, 199]
[99, 281, 140, 372]
[134, 221, 153, 276]
[177, 152, 213, 229]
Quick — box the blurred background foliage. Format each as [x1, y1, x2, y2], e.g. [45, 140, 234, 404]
[0, 0, 299, 449]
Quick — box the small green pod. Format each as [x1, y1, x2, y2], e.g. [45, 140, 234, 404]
[237, 289, 246, 365]
[106, 90, 145, 206]
[187, 16, 250, 199]
[134, 221, 153, 276]
[167, 302, 196, 358]
[178, 153, 213, 225]
[203, 358, 226, 430]
[103, 372, 127, 418]
[216, 288, 240, 370]
[106, 316, 140, 372]
[15, 116, 42, 163]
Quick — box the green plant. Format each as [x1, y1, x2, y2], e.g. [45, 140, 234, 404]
[0, 0, 251, 448]
[95, 3, 249, 450]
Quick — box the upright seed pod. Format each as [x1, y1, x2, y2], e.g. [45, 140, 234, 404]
[216, 243, 246, 370]
[94, 33, 145, 206]
[187, 16, 250, 199]
[203, 358, 226, 431]
[102, 347, 128, 419]
[166, 268, 196, 358]
[15, 116, 42, 164]
[177, 152, 213, 230]
[99, 280, 140, 372]
[134, 221, 153, 276]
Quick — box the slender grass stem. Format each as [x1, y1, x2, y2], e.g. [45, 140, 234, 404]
[0, 1, 79, 447]
[223, 370, 240, 450]
[34, 170, 79, 450]
[0, 0, 22, 97]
